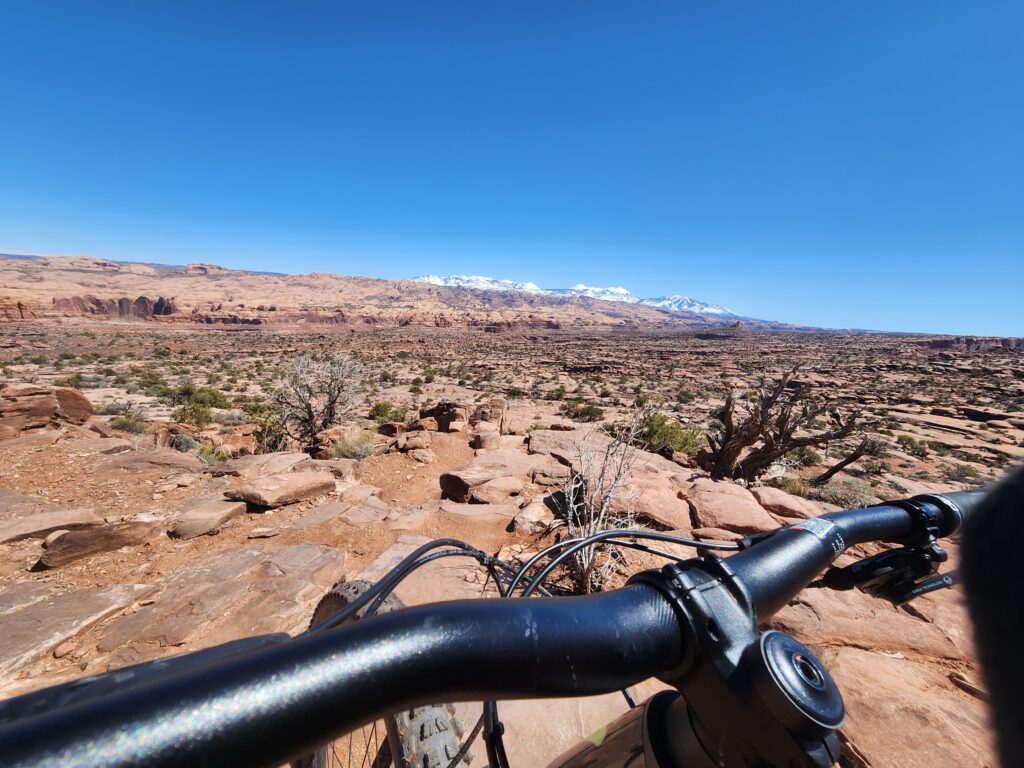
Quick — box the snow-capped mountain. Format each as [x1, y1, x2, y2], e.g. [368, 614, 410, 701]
[412, 275, 738, 317]
[414, 274, 546, 294]
[640, 295, 735, 316]
[548, 284, 641, 303]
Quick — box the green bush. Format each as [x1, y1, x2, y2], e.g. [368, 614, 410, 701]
[545, 385, 567, 401]
[788, 446, 823, 467]
[370, 401, 406, 423]
[53, 373, 85, 389]
[896, 434, 929, 458]
[196, 442, 230, 464]
[334, 430, 377, 459]
[636, 413, 704, 457]
[111, 412, 148, 434]
[173, 402, 213, 429]
[506, 386, 525, 399]
[676, 387, 696, 405]
[170, 382, 230, 409]
[560, 400, 605, 423]
[947, 463, 981, 482]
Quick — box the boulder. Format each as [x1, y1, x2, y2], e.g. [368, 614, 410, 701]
[439, 448, 546, 502]
[418, 402, 468, 432]
[630, 478, 693, 530]
[217, 433, 256, 457]
[206, 451, 309, 479]
[0, 424, 18, 442]
[470, 475, 526, 504]
[52, 387, 93, 424]
[447, 419, 467, 433]
[471, 397, 507, 428]
[532, 465, 570, 487]
[170, 497, 250, 539]
[34, 520, 162, 569]
[294, 458, 357, 480]
[750, 486, 822, 520]
[225, 471, 336, 509]
[471, 431, 501, 450]
[439, 500, 519, 526]
[408, 448, 435, 464]
[377, 422, 406, 437]
[410, 417, 438, 431]
[403, 430, 432, 450]
[513, 500, 555, 533]
[680, 478, 777, 534]
[0, 506, 104, 544]
[0, 383, 59, 431]
[337, 484, 384, 505]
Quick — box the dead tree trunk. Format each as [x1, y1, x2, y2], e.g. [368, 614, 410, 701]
[812, 437, 876, 486]
[698, 366, 862, 483]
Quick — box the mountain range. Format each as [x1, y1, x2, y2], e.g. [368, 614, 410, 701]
[413, 275, 738, 318]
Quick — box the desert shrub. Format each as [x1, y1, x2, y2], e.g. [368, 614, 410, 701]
[635, 412, 704, 457]
[545, 385, 567, 401]
[808, 480, 874, 509]
[926, 440, 952, 456]
[861, 460, 885, 476]
[409, 385, 423, 395]
[334, 430, 377, 460]
[173, 402, 213, 429]
[370, 401, 406, 423]
[111, 408, 148, 434]
[781, 477, 808, 497]
[97, 400, 133, 416]
[896, 434, 929, 458]
[170, 382, 231, 409]
[560, 400, 605, 423]
[506, 386, 525, 398]
[953, 450, 983, 464]
[213, 409, 248, 426]
[947, 463, 982, 482]
[411, 377, 424, 387]
[676, 387, 696, 404]
[788, 446, 823, 467]
[172, 433, 199, 452]
[196, 443, 230, 464]
[274, 356, 364, 447]
[53, 373, 85, 389]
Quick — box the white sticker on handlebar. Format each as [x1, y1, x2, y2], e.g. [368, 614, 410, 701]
[790, 518, 846, 560]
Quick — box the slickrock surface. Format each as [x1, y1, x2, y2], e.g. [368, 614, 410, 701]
[0, 309, 1016, 766]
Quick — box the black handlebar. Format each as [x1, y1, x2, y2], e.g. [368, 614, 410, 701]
[0, 489, 987, 768]
[0, 585, 681, 768]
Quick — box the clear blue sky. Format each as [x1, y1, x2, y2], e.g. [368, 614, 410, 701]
[1, 3, 1021, 335]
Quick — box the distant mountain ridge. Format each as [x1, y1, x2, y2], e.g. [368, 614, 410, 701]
[413, 274, 738, 317]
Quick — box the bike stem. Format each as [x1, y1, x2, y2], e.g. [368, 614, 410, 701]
[629, 557, 844, 768]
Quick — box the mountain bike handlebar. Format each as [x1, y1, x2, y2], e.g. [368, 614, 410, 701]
[0, 490, 987, 768]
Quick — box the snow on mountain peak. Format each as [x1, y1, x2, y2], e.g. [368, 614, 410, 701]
[411, 274, 737, 317]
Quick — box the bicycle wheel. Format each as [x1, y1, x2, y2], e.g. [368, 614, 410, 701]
[291, 580, 470, 768]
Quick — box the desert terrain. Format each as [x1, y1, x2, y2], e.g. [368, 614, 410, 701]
[1, 255, 1022, 766]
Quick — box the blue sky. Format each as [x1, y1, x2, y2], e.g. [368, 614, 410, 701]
[1, 2, 1021, 334]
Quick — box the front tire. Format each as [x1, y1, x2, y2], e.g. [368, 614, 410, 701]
[291, 580, 468, 768]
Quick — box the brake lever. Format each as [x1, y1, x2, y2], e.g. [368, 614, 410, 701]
[812, 543, 954, 606]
